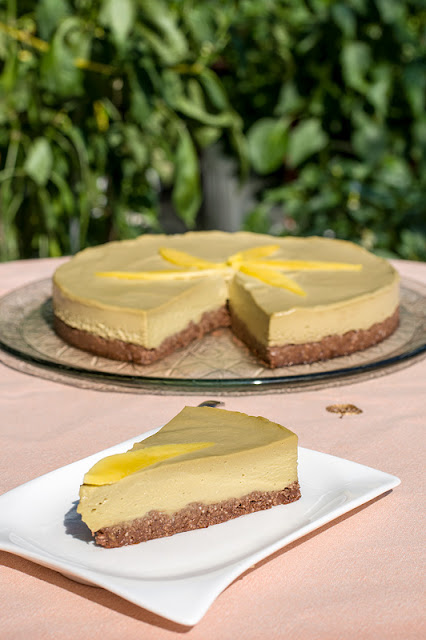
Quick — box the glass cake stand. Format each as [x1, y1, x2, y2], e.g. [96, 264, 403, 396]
[0, 277, 425, 395]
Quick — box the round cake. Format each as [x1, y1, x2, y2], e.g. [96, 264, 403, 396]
[52, 231, 400, 367]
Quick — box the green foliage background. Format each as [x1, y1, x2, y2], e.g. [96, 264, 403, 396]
[0, 0, 425, 261]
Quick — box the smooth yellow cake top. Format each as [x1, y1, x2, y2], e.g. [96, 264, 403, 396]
[54, 231, 394, 310]
[95, 243, 363, 297]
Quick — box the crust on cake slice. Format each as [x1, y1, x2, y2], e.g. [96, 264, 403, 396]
[230, 307, 399, 368]
[53, 305, 231, 365]
[94, 482, 301, 548]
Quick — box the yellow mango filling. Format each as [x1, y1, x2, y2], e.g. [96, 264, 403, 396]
[95, 245, 362, 297]
[83, 441, 214, 486]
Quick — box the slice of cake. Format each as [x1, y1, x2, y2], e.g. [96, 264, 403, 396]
[53, 231, 399, 367]
[77, 406, 301, 548]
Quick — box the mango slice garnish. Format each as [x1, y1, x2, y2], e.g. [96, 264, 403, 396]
[95, 269, 225, 281]
[95, 244, 362, 296]
[238, 263, 307, 296]
[159, 248, 226, 270]
[227, 244, 280, 267]
[249, 259, 362, 271]
[83, 441, 214, 486]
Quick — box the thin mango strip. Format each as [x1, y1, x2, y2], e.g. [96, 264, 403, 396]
[238, 263, 306, 296]
[227, 244, 280, 267]
[249, 259, 362, 271]
[84, 441, 215, 485]
[95, 268, 231, 280]
[159, 248, 226, 270]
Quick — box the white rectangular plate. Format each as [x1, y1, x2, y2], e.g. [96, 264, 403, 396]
[0, 430, 400, 626]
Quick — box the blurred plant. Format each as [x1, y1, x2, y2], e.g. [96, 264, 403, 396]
[0, 0, 425, 262]
[0, 0, 243, 259]
[222, 0, 426, 260]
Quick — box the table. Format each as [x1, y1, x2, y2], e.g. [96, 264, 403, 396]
[0, 257, 425, 640]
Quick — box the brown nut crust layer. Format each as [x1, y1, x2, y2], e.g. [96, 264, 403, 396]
[229, 307, 399, 368]
[53, 305, 231, 365]
[93, 482, 301, 548]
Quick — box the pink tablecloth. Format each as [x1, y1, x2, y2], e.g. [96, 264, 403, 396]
[0, 257, 425, 640]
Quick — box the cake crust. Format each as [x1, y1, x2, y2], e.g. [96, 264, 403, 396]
[93, 482, 301, 548]
[230, 307, 399, 367]
[53, 305, 231, 365]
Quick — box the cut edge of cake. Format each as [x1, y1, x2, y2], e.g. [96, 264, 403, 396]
[53, 305, 231, 365]
[229, 306, 400, 367]
[93, 484, 301, 548]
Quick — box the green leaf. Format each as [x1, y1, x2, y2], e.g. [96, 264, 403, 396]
[198, 70, 229, 111]
[230, 127, 250, 179]
[40, 17, 89, 97]
[172, 96, 236, 128]
[398, 229, 426, 261]
[128, 70, 151, 124]
[375, 0, 405, 23]
[275, 82, 305, 116]
[296, 31, 320, 55]
[247, 118, 289, 175]
[162, 70, 185, 105]
[24, 138, 53, 186]
[411, 118, 426, 164]
[194, 126, 222, 149]
[123, 125, 148, 168]
[331, 4, 356, 38]
[187, 79, 206, 109]
[49, 237, 63, 257]
[0, 30, 8, 60]
[36, 0, 70, 40]
[286, 119, 328, 168]
[139, 0, 188, 62]
[375, 156, 412, 189]
[243, 204, 273, 234]
[38, 186, 56, 232]
[352, 113, 387, 164]
[100, 0, 135, 47]
[348, 0, 367, 13]
[172, 130, 201, 226]
[4, 192, 23, 224]
[403, 63, 426, 118]
[51, 171, 75, 214]
[367, 64, 392, 117]
[0, 48, 18, 93]
[341, 41, 371, 94]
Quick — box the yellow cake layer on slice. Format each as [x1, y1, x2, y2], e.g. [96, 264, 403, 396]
[77, 406, 300, 547]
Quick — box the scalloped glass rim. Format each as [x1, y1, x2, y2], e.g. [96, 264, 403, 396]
[0, 277, 424, 392]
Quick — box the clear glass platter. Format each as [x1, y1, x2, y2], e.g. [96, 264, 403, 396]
[0, 277, 425, 394]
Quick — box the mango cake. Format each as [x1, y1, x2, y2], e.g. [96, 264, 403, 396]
[77, 406, 301, 548]
[53, 231, 399, 367]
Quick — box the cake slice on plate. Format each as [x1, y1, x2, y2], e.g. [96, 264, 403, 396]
[77, 406, 301, 548]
